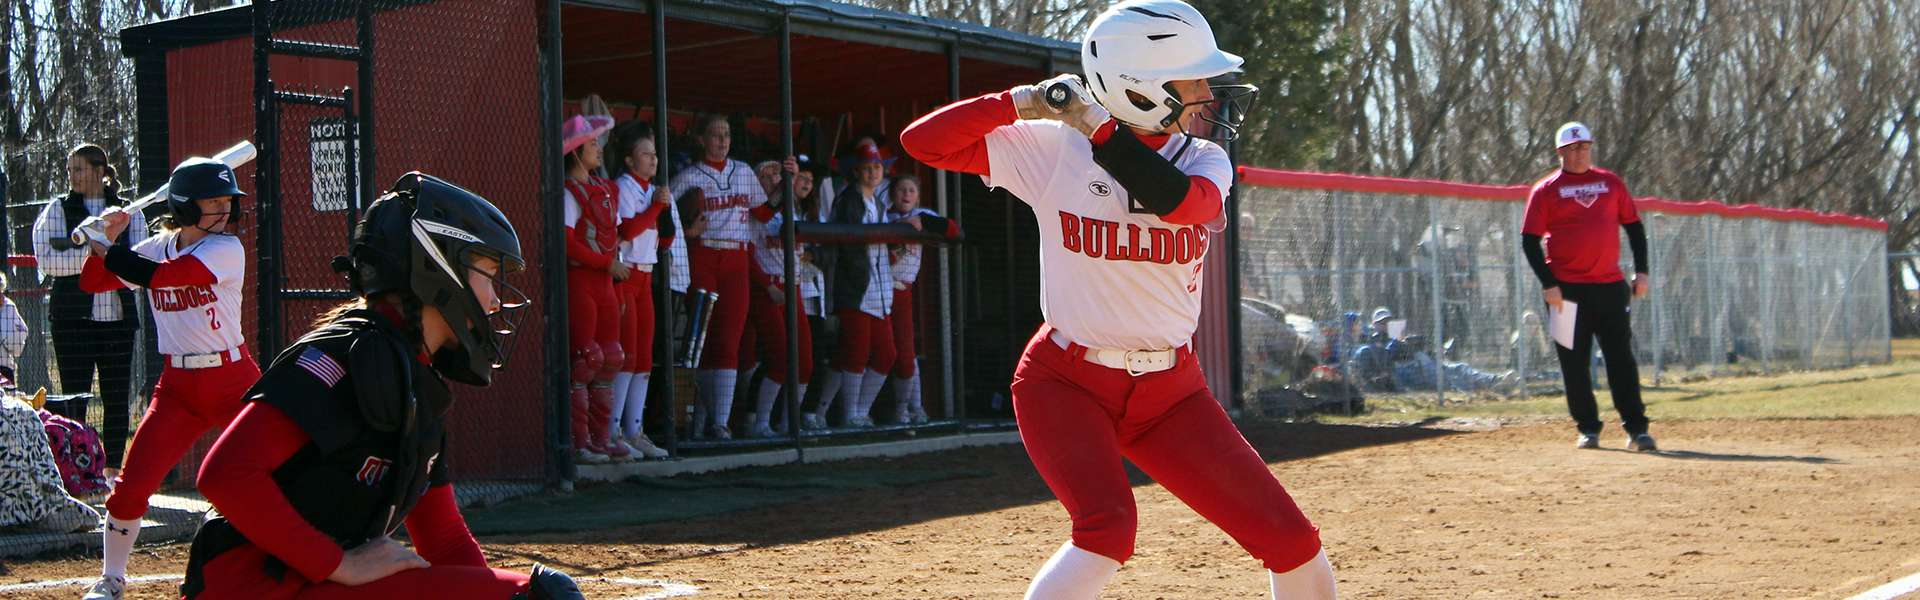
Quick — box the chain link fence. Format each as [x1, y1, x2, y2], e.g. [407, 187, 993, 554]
[1235, 168, 1892, 415]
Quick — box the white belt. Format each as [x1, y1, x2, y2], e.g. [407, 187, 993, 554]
[630, 263, 654, 273]
[1048, 330, 1178, 376]
[168, 347, 244, 370]
[701, 240, 747, 250]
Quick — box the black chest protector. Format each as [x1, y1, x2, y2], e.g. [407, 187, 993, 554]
[252, 309, 455, 546]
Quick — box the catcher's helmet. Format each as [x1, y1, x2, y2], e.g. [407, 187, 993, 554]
[338, 172, 527, 386]
[1080, 0, 1258, 140]
[166, 157, 245, 227]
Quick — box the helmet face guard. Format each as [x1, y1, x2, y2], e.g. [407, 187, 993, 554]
[1175, 82, 1260, 143]
[413, 232, 530, 386]
[345, 172, 526, 386]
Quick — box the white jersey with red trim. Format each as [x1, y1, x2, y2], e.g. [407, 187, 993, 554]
[983, 120, 1231, 351]
[668, 160, 768, 243]
[128, 231, 247, 355]
[615, 173, 660, 265]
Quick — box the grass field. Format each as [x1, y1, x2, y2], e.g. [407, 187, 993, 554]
[1337, 338, 1920, 424]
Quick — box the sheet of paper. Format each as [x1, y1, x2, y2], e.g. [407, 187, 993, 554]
[1386, 319, 1407, 340]
[1550, 300, 1578, 350]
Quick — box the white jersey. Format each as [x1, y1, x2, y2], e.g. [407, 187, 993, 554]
[615, 173, 660, 265]
[755, 215, 824, 302]
[984, 121, 1231, 351]
[668, 160, 768, 244]
[887, 207, 939, 288]
[121, 231, 248, 355]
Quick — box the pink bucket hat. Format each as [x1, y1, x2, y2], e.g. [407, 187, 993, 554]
[562, 114, 615, 155]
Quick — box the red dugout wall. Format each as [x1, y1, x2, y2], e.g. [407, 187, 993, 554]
[146, 0, 547, 482]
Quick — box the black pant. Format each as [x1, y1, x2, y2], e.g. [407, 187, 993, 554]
[49, 317, 138, 467]
[1551, 281, 1648, 436]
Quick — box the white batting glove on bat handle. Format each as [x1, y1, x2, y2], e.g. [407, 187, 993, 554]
[72, 217, 112, 247]
[1011, 74, 1110, 137]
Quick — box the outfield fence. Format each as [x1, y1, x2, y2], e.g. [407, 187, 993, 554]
[1233, 167, 1892, 412]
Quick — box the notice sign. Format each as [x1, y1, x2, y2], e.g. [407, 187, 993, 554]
[310, 117, 360, 212]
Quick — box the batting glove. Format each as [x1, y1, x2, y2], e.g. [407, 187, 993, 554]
[1011, 74, 1112, 138]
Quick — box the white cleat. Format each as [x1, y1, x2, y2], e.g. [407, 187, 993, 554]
[82, 575, 125, 600]
[628, 434, 669, 459]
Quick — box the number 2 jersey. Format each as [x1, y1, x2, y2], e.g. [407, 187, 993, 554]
[94, 230, 247, 355]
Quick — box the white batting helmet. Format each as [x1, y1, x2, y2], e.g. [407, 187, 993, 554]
[1081, 0, 1253, 136]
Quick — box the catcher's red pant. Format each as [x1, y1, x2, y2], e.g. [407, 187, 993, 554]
[690, 246, 751, 370]
[748, 281, 813, 384]
[618, 270, 655, 372]
[1011, 324, 1323, 573]
[105, 355, 259, 521]
[834, 309, 894, 373]
[192, 543, 529, 599]
[888, 288, 916, 378]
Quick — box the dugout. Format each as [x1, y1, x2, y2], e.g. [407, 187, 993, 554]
[119, 0, 1243, 487]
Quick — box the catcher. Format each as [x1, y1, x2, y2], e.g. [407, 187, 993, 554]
[180, 173, 581, 599]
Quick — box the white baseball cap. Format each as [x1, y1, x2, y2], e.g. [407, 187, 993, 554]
[1556, 122, 1593, 148]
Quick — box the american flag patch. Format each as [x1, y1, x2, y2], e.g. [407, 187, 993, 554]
[296, 346, 346, 388]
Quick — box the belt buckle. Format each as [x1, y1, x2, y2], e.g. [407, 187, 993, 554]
[1124, 350, 1151, 377]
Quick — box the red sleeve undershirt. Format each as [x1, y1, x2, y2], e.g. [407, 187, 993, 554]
[79, 254, 217, 292]
[903, 92, 1220, 224]
[619, 190, 668, 241]
[1162, 177, 1223, 225]
[403, 483, 487, 568]
[900, 91, 1018, 176]
[749, 204, 778, 223]
[197, 403, 346, 582]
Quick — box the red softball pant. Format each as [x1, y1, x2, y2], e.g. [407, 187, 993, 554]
[834, 308, 893, 373]
[1010, 325, 1323, 573]
[690, 246, 751, 370]
[747, 281, 813, 384]
[618, 270, 655, 372]
[566, 266, 623, 373]
[105, 355, 260, 521]
[888, 287, 916, 378]
[191, 544, 529, 599]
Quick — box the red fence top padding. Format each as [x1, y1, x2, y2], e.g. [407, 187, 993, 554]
[1237, 166, 1889, 232]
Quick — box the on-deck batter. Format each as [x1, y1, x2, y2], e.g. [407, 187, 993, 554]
[75, 157, 262, 600]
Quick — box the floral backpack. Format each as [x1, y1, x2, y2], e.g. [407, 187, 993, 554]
[38, 408, 111, 499]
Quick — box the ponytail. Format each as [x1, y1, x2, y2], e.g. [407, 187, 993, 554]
[102, 164, 121, 202]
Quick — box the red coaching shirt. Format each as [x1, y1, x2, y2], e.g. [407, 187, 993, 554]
[1521, 167, 1640, 284]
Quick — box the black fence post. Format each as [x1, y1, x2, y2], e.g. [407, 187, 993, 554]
[650, 0, 678, 458]
[778, 12, 803, 459]
[541, 0, 574, 484]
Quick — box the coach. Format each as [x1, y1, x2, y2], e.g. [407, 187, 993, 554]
[1521, 122, 1656, 452]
